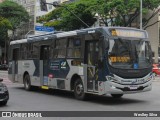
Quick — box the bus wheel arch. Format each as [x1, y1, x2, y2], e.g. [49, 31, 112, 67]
[23, 72, 32, 91]
[70, 74, 81, 91]
[70, 75, 86, 100]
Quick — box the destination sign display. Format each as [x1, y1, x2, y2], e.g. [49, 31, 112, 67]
[109, 56, 131, 63]
[110, 29, 146, 38]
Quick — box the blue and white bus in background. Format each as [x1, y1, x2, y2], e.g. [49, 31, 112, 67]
[8, 27, 153, 100]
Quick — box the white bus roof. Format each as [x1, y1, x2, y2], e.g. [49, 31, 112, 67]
[10, 39, 27, 45]
[10, 27, 148, 45]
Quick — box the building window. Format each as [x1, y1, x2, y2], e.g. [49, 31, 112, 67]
[48, 5, 52, 10]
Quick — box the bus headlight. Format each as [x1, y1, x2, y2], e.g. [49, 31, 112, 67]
[106, 76, 121, 84]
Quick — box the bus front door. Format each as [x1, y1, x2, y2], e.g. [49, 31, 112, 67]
[85, 41, 102, 92]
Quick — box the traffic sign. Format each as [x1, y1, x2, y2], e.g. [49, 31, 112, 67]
[35, 26, 54, 32]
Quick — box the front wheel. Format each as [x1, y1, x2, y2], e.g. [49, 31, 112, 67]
[74, 79, 86, 100]
[111, 94, 123, 98]
[24, 74, 32, 91]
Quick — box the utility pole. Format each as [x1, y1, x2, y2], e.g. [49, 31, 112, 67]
[140, 0, 142, 29]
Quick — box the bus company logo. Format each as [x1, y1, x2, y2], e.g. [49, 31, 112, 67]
[61, 62, 67, 69]
[2, 112, 12, 117]
[131, 79, 138, 84]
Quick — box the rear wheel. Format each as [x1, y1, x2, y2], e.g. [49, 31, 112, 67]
[111, 94, 123, 98]
[24, 74, 32, 91]
[74, 79, 86, 100]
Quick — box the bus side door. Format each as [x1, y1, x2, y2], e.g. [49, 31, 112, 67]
[85, 40, 102, 92]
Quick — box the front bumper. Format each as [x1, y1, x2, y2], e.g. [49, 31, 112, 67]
[0, 91, 9, 102]
[104, 80, 152, 94]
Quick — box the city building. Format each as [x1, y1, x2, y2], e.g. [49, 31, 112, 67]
[0, 0, 4, 3]
[10, 0, 35, 39]
[144, 9, 160, 63]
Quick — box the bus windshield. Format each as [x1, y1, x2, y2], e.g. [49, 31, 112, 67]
[108, 38, 152, 69]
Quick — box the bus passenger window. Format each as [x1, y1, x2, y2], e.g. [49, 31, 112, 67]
[13, 48, 20, 60]
[67, 48, 81, 58]
[57, 49, 66, 58]
[21, 44, 27, 59]
[67, 37, 81, 58]
[40, 46, 50, 60]
[54, 39, 67, 58]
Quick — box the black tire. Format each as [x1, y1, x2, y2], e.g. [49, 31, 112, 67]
[0, 101, 7, 106]
[24, 74, 32, 91]
[74, 79, 86, 100]
[111, 94, 123, 98]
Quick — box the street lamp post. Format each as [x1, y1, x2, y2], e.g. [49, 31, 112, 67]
[140, 0, 142, 29]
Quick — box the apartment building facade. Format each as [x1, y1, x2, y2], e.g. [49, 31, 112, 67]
[10, 0, 35, 39]
[144, 10, 160, 63]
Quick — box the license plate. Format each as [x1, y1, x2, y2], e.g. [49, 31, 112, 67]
[130, 86, 137, 90]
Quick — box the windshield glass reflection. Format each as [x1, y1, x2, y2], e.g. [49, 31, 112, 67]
[108, 39, 152, 69]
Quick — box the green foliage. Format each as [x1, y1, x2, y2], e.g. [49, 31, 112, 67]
[0, 16, 12, 30]
[44, 20, 62, 30]
[0, 17, 10, 47]
[89, 0, 160, 27]
[0, 0, 29, 30]
[45, 7, 63, 21]
[0, 0, 30, 50]
[40, 0, 97, 31]
[60, 1, 97, 30]
[39, 0, 160, 30]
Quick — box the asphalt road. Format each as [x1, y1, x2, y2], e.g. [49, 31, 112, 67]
[0, 70, 160, 119]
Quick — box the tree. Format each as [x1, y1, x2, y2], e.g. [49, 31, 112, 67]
[40, 0, 160, 30]
[0, 0, 30, 63]
[88, 0, 160, 28]
[0, 0, 30, 39]
[0, 16, 12, 46]
[0, 16, 12, 29]
[41, 0, 97, 31]
[37, 7, 64, 30]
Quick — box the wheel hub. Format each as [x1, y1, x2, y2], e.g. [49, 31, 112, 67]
[76, 84, 83, 95]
